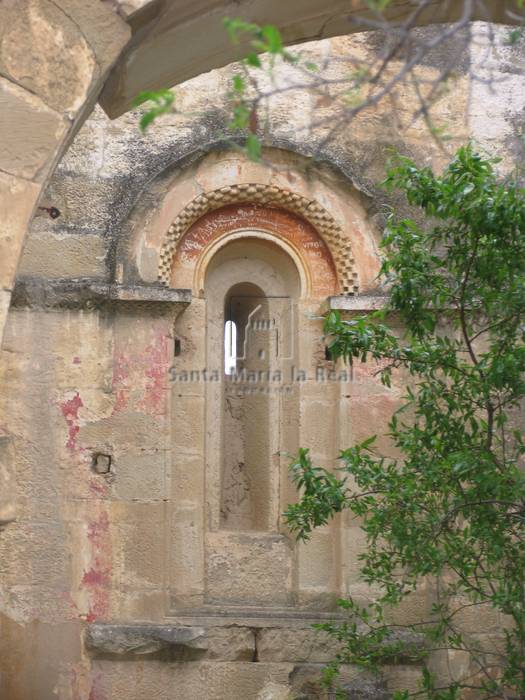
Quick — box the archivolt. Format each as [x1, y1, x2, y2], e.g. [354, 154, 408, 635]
[157, 183, 359, 294]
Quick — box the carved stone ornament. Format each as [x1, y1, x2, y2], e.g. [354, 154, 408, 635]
[158, 183, 359, 294]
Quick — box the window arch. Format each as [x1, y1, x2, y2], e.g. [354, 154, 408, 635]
[206, 240, 300, 533]
[169, 202, 343, 609]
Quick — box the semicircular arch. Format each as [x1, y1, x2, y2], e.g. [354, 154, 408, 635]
[157, 183, 359, 296]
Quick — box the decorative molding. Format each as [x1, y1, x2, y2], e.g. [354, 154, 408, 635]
[158, 184, 359, 295]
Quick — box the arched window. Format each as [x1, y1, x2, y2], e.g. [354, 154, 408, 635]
[221, 281, 272, 530]
[205, 237, 300, 535]
[224, 320, 237, 375]
[168, 212, 342, 610]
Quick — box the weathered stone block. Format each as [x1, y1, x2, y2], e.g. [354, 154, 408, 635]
[80, 411, 164, 455]
[257, 627, 342, 663]
[0, 0, 96, 113]
[205, 532, 293, 606]
[52, 0, 130, 73]
[170, 452, 205, 501]
[55, 117, 105, 177]
[290, 663, 361, 699]
[340, 677, 392, 700]
[300, 400, 338, 459]
[170, 394, 205, 455]
[383, 664, 424, 695]
[112, 452, 165, 501]
[118, 520, 166, 590]
[297, 529, 336, 593]
[0, 290, 10, 339]
[85, 623, 208, 656]
[40, 174, 126, 233]
[169, 502, 205, 605]
[206, 626, 255, 661]
[203, 661, 294, 699]
[0, 171, 41, 291]
[17, 233, 108, 279]
[0, 76, 65, 180]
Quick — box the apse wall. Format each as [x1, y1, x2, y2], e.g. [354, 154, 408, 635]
[0, 27, 523, 700]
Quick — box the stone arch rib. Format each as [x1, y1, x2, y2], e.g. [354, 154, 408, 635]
[157, 184, 359, 295]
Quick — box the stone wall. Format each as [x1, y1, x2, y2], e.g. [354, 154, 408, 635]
[0, 27, 523, 700]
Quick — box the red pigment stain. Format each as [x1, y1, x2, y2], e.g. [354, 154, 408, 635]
[89, 478, 107, 497]
[113, 352, 130, 384]
[82, 567, 110, 587]
[82, 510, 111, 622]
[112, 352, 131, 414]
[60, 392, 83, 450]
[73, 356, 81, 364]
[87, 510, 109, 544]
[88, 674, 106, 700]
[143, 331, 169, 415]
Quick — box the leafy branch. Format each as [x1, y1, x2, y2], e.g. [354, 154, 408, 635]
[285, 146, 525, 699]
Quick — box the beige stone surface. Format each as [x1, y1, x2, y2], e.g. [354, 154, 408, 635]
[0, 0, 96, 113]
[0, 171, 41, 288]
[114, 0, 154, 17]
[91, 659, 295, 700]
[52, 0, 131, 74]
[0, 433, 16, 526]
[257, 682, 292, 700]
[206, 626, 255, 661]
[206, 532, 293, 606]
[0, 76, 66, 181]
[257, 626, 342, 663]
[17, 232, 107, 279]
[0, 291, 10, 350]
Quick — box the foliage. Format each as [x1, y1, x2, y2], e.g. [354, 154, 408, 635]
[284, 146, 525, 699]
[133, 89, 175, 132]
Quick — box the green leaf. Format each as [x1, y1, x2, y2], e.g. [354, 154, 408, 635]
[261, 24, 283, 53]
[133, 89, 175, 132]
[232, 74, 245, 93]
[245, 133, 262, 161]
[245, 52, 262, 68]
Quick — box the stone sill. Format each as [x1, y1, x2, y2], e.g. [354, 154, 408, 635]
[86, 620, 425, 663]
[11, 277, 192, 310]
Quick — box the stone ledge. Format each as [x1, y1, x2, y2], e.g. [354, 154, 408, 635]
[329, 295, 389, 312]
[85, 624, 208, 657]
[11, 276, 192, 310]
[85, 620, 425, 664]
